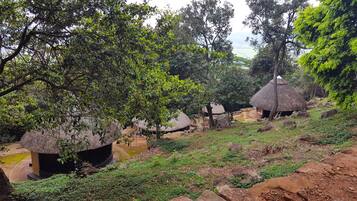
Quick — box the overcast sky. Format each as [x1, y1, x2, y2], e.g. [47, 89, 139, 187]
[128, 0, 319, 58]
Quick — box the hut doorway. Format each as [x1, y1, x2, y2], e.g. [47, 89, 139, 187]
[261, 110, 293, 118]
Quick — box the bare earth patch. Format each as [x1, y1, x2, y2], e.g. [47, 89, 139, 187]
[207, 146, 357, 201]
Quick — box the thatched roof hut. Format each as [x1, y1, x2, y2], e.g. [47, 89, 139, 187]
[20, 122, 120, 154]
[20, 122, 120, 179]
[134, 112, 191, 133]
[250, 77, 306, 113]
[202, 103, 225, 115]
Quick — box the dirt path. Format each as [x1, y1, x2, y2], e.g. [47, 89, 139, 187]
[0, 143, 31, 182]
[233, 108, 260, 122]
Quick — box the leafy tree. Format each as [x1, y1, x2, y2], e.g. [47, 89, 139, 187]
[216, 68, 256, 113]
[250, 46, 297, 88]
[125, 69, 202, 139]
[287, 68, 326, 100]
[0, 0, 100, 97]
[244, 0, 308, 120]
[0, 91, 37, 143]
[0, 1, 202, 160]
[180, 0, 235, 127]
[294, 0, 357, 108]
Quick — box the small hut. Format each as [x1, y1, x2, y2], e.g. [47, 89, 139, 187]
[135, 112, 191, 133]
[202, 103, 225, 115]
[20, 122, 120, 179]
[250, 77, 306, 118]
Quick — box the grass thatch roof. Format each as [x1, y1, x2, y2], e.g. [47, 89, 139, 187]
[20, 122, 120, 154]
[135, 112, 191, 132]
[202, 103, 225, 115]
[250, 77, 306, 112]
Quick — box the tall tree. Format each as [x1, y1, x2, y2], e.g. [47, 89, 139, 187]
[244, 0, 308, 120]
[294, 0, 357, 108]
[216, 67, 256, 113]
[249, 46, 297, 88]
[0, 0, 100, 97]
[180, 0, 234, 127]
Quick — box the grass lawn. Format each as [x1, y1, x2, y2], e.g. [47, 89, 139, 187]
[12, 103, 357, 201]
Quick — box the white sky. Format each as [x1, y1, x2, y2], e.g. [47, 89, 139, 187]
[127, 0, 319, 58]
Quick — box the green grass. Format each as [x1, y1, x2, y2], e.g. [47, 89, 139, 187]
[260, 161, 305, 179]
[12, 102, 357, 201]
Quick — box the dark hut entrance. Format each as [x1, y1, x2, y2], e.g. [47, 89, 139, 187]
[261, 110, 293, 118]
[35, 144, 113, 178]
[250, 77, 307, 118]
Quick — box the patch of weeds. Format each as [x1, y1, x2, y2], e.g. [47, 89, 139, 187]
[154, 139, 190, 153]
[260, 161, 304, 179]
[149, 156, 167, 167]
[169, 151, 180, 164]
[318, 130, 354, 145]
[333, 140, 354, 151]
[229, 174, 263, 188]
[222, 151, 248, 165]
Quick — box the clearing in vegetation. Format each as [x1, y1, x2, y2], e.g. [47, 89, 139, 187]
[11, 102, 357, 201]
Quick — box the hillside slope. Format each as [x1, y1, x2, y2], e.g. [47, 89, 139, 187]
[11, 102, 357, 201]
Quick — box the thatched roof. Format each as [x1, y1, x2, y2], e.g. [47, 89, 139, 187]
[202, 103, 225, 115]
[135, 112, 191, 132]
[20, 122, 120, 154]
[250, 77, 306, 112]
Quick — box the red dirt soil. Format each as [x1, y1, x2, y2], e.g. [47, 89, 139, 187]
[217, 146, 357, 201]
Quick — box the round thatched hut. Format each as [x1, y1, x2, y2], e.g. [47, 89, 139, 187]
[20, 122, 120, 179]
[202, 103, 225, 115]
[250, 77, 306, 118]
[135, 112, 191, 133]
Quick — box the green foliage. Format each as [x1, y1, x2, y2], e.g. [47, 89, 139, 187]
[178, 0, 235, 126]
[216, 67, 256, 112]
[0, 91, 38, 142]
[260, 161, 305, 179]
[229, 174, 263, 188]
[249, 46, 297, 88]
[287, 68, 326, 100]
[306, 109, 357, 145]
[295, 0, 357, 108]
[125, 68, 202, 137]
[153, 139, 190, 153]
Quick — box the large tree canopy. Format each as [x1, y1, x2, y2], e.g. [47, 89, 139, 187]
[0, 0, 202, 141]
[294, 0, 357, 108]
[244, 0, 308, 120]
[0, 0, 102, 97]
[179, 0, 234, 127]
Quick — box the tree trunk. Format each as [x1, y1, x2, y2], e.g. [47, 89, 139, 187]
[268, 53, 280, 121]
[155, 123, 161, 139]
[206, 104, 215, 128]
[0, 167, 12, 201]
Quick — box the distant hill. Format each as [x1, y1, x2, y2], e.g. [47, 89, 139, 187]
[228, 32, 257, 59]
